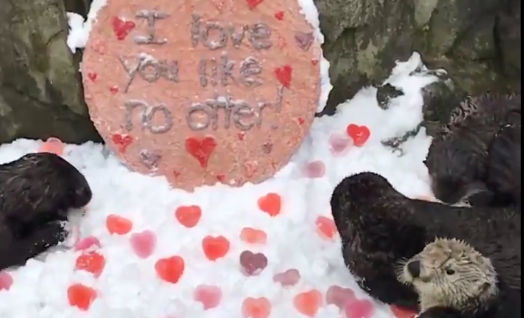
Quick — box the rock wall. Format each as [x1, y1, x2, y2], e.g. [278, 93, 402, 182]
[0, 0, 101, 144]
[0, 0, 520, 144]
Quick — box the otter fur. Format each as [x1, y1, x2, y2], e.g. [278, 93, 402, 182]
[424, 93, 521, 207]
[0, 152, 92, 270]
[487, 110, 521, 208]
[400, 238, 520, 318]
[330, 172, 520, 310]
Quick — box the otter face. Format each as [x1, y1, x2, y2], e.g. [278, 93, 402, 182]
[398, 238, 498, 312]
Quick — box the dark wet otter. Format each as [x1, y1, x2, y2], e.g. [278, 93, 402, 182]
[0, 152, 92, 270]
[424, 93, 521, 207]
[330, 172, 520, 311]
[401, 238, 520, 318]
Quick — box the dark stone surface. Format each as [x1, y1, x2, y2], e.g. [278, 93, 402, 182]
[0, 0, 101, 144]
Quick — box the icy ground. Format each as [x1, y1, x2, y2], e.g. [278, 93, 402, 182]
[0, 53, 440, 318]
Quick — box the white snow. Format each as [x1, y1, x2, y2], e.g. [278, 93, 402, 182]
[0, 52, 441, 318]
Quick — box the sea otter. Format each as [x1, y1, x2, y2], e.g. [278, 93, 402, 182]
[424, 93, 521, 207]
[0, 152, 92, 270]
[330, 172, 520, 310]
[400, 238, 520, 318]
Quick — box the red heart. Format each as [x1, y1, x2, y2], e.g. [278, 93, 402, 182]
[194, 284, 222, 310]
[315, 216, 337, 239]
[87, 72, 97, 82]
[202, 235, 230, 261]
[297, 117, 305, 125]
[216, 174, 226, 183]
[242, 297, 272, 318]
[111, 133, 133, 153]
[67, 283, 97, 311]
[274, 65, 292, 88]
[74, 236, 101, 252]
[106, 214, 133, 235]
[75, 252, 106, 278]
[326, 285, 356, 309]
[246, 0, 264, 10]
[311, 59, 319, 66]
[302, 160, 326, 179]
[237, 132, 245, 140]
[390, 305, 417, 318]
[273, 268, 301, 287]
[175, 205, 202, 228]
[293, 289, 323, 317]
[240, 227, 267, 244]
[109, 85, 119, 94]
[130, 230, 156, 259]
[274, 11, 284, 20]
[0, 271, 13, 291]
[257, 193, 282, 217]
[155, 256, 185, 284]
[345, 298, 375, 318]
[185, 136, 217, 168]
[112, 17, 135, 40]
[346, 124, 371, 147]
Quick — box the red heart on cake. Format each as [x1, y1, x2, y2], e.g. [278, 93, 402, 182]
[246, 0, 264, 10]
[67, 283, 97, 311]
[274, 11, 284, 20]
[111, 134, 133, 153]
[202, 235, 230, 261]
[240, 227, 267, 244]
[346, 124, 371, 147]
[185, 136, 217, 168]
[155, 256, 185, 284]
[75, 252, 106, 278]
[274, 65, 292, 88]
[257, 193, 281, 217]
[175, 205, 202, 228]
[112, 17, 135, 40]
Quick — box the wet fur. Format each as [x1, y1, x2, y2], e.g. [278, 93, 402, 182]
[487, 111, 521, 208]
[406, 239, 520, 318]
[330, 172, 520, 311]
[0, 152, 92, 270]
[425, 93, 521, 207]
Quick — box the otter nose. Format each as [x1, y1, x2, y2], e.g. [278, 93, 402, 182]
[407, 260, 421, 278]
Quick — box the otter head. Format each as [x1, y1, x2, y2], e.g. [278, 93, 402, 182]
[398, 238, 499, 313]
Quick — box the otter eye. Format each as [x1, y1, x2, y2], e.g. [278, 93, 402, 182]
[446, 269, 455, 275]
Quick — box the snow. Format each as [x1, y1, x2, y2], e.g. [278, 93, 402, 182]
[0, 52, 441, 318]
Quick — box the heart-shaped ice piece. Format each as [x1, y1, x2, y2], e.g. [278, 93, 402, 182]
[194, 284, 222, 310]
[239, 250, 268, 276]
[272, 268, 301, 287]
[130, 230, 156, 259]
[326, 285, 356, 309]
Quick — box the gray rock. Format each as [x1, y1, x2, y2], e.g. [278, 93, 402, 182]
[316, 0, 521, 118]
[0, 0, 101, 144]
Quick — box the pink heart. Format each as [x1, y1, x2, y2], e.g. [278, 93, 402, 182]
[194, 284, 222, 310]
[302, 160, 326, 178]
[326, 285, 356, 309]
[273, 268, 301, 287]
[74, 236, 101, 252]
[130, 230, 156, 259]
[0, 272, 13, 291]
[345, 298, 375, 318]
[329, 133, 353, 156]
